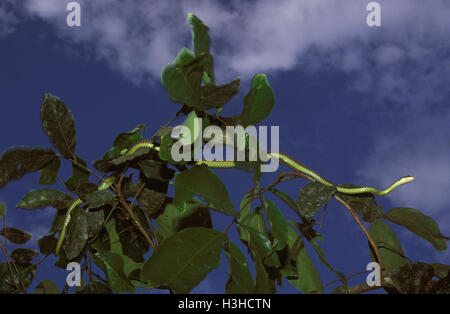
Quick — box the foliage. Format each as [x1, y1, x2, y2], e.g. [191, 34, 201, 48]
[0, 13, 448, 295]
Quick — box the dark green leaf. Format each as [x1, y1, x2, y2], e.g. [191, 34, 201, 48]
[197, 78, 240, 110]
[10, 248, 39, 264]
[225, 241, 255, 294]
[38, 235, 58, 255]
[289, 240, 322, 293]
[65, 159, 89, 192]
[63, 206, 88, 260]
[297, 182, 336, 219]
[384, 207, 449, 251]
[74, 280, 112, 294]
[95, 250, 135, 293]
[138, 160, 175, 182]
[369, 220, 407, 268]
[0, 262, 36, 291]
[141, 227, 227, 293]
[85, 190, 115, 209]
[0, 202, 6, 219]
[173, 165, 235, 216]
[337, 185, 384, 222]
[265, 198, 288, 251]
[34, 279, 59, 294]
[254, 258, 275, 294]
[38, 157, 61, 185]
[16, 189, 73, 210]
[110, 124, 145, 156]
[86, 210, 104, 238]
[0, 227, 31, 244]
[0, 147, 57, 188]
[389, 262, 435, 294]
[239, 74, 275, 127]
[40, 94, 77, 159]
[137, 186, 166, 216]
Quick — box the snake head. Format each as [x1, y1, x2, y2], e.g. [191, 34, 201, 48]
[400, 176, 415, 184]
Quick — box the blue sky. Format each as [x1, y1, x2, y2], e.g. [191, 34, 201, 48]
[0, 0, 449, 294]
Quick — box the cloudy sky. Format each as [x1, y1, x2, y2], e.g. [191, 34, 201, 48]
[0, 0, 449, 293]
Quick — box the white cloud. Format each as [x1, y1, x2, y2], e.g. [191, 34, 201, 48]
[0, 0, 19, 37]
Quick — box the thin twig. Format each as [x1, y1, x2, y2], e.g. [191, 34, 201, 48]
[116, 173, 155, 249]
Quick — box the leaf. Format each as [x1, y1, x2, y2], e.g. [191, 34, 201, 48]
[74, 280, 113, 294]
[38, 157, 61, 185]
[86, 210, 104, 238]
[40, 94, 77, 159]
[0, 262, 36, 291]
[95, 250, 135, 293]
[254, 257, 275, 294]
[173, 165, 236, 216]
[11, 248, 39, 265]
[85, 190, 115, 209]
[65, 159, 89, 192]
[431, 263, 450, 280]
[224, 241, 255, 294]
[34, 279, 59, 294]
[141, 227, 227, 293]
[0, 147, 57, 188]
[16, 189, 73, 210]
[108, 124, 145, 157]
[239, 74, 275, 127]
[138, 160, 175, 182]
[384, 207, 449, 251]
[0, 227, 32, 244]
[137, 186, 166, 216]
[265, 198, 288, 251]
[187, 13, 215, 85]
[197, 79, 240, 111]
[0, 202, 6, 219]
[38, 235, 58, 255]
[297, 182, 336, 219]
[289, 240, 322, 293]
[369, 220, 407, 269]
[389, 262, 435, 294]
[161, 47, 204, 106]
[270, 188, 298, 213]
[63, 206, 88, 260]
[337, 185, 384, 222]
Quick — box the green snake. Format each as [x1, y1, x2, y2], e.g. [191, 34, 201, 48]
[55, 139, 415, 255]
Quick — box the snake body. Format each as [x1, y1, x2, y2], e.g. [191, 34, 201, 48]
[55, 140, 414, 255]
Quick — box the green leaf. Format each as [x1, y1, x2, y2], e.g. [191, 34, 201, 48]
[86, 210, 104, 238]
[141, 227, 227, 293]
[270, 188, 298, 213]
[63, 206, 88, 260]
[10, 248, 39, 265]
[137, 186, 167, 216]
[265, 199, 288, 251]
[0, 262, 36, 291]
[40, 94, 77, 159]
[95, 250, 135, 293]
[65, 159, 89, 192]
[138, 160, 175, 182]
[289, 240, 322, 293]
[389, 262, 435, 294]
[369, 220, 407, 269]
[16, 188, 73, 210]
[239, 74, 275, 127]
[0, 147, 57, 188]
[173, 165, 236, 216]
[38, 157, 61, 185]
[109, 124, 145, 157]
[297, 182, 336, 219]
[161, 47, 203, 106]
[254, 258, 276, 294]
[0, 202, 6, 219]
[430, 263, 450, 280]
[85, 190, 115, 209]
[337, 186, 384, 222]
[0, 227, 32, 244]
[384, 207, 449, 251]
[155, 200, 213, 242]
[74, 280, 113, 294]
[224, 241, 255, 294]
[38, 235, 58, 255]
[34, 279, 59, 294]
[197, 78, 240, 111]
